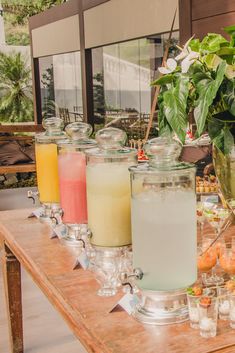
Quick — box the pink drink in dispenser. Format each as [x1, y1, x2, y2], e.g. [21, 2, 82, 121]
[58, 122, 96, 245]
[59, 151, 87, 224]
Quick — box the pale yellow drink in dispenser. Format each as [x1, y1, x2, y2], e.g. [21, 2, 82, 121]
[35, 117, 67, 209]
[86, 127, 137, 247]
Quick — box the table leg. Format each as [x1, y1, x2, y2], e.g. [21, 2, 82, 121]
[2, 243, 23, 353]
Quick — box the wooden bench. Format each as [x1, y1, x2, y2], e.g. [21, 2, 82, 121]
[0, 124, 43, 175]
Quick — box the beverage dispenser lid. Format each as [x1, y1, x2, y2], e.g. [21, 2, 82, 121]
[144, 137, 195, 170]
[63, 122, 97, 148]
[86, 127, 136, 157]
[130, 137, 195, 173]
[35, 117, 67, 143]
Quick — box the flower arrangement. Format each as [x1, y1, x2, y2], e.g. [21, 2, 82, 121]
[152, 25, 235, 154]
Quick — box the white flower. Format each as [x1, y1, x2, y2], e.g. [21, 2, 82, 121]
[175, 35, 195, 61]
[158, 58, 177, 74]
[181, 51, 199, 73]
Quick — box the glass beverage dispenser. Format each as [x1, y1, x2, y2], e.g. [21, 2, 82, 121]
[58, 122, 96, 246]
[34, 117, 67, 218]
[128, 137, 197, 325]
[86, 127, 137, 296]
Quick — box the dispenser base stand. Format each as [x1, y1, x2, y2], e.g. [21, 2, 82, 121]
[60, 224, 89, 248]
[133, 288, 188, 325]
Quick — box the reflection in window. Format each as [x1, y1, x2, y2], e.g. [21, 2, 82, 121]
[39, 51, 83, 124]
[92, 33, 179, 140]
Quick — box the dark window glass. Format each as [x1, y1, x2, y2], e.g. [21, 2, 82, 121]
[92, 32, 179, 140]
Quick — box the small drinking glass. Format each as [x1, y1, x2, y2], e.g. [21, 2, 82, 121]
[197, 244, 217, 285]
[198, 296, 218, 338]
[229, 293, 235, 329]
[187, 293, 201, 329]
[197, 202, 206, 237]
[218, 287, 230, 320]
[220, 241, 235, 279]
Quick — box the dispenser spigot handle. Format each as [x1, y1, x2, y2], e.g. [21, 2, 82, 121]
[27, 190, 39, 204]
[120, 267, 143, 294]
[50, 207, 63, 226]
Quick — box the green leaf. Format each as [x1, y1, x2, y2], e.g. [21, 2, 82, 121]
[200, 33, 228, 53]
[209, 121, 234, 154]
[194, 61, 226, 135]
[224, 126, 234, 154]
[224, 25, 235, 46]
[223, 80, 235, 116]
[203, 54, 222, 70]
[224, 25, 235, 36]
[151, 74, 174, 86]
[158, 91, 172, 137]
[189, 39, 200, 52]
[213, 111, 235, 121]
[163, 76, 189, 143]
[216, 47, 235, 56]
[208, 119, 224, 140]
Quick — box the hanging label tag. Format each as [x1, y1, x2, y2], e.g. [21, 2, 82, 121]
[28, 207, 44, 219]
[73, 251, 90, 270]
[109, 293, 139, 315]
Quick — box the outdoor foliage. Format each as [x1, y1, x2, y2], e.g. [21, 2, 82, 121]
[0, 51, 34, 122]
[153, 26, 235, 154]
[2, 0, 67, 46]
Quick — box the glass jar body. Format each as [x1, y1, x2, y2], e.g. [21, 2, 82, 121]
[130, 166, 197, 291]
[58, 144, 87, 225]
[86, 153, 137, 247]
[35, 139, 61, 204]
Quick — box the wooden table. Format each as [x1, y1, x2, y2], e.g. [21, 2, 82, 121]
[1, 209, 235, 353]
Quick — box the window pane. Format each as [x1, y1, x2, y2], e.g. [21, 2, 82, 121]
[39, 51, 83, 124]
[91, 32, 179, 140]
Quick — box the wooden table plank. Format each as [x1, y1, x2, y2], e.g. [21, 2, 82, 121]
[0, 209, 235, 353]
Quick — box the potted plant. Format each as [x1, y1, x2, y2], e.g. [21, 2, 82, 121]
[152, 25, 235, 200]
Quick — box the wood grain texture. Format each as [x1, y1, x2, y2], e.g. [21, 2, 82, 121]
[2, 244, 23, 353]
[0, 125, 43, 133]
[192, 0, 235, 21]
[0, 266, 86, 353]
[179, 0, 192, 45]
[0, 209, 235, 353]
[192, 12, 235, 39]
[0, 164, 36, 175]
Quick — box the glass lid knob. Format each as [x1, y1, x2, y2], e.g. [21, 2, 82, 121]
[65, 122, 93, 140]
[42, 117, 64, 133]
[96, 127, 127, 150]
[144, 137, 182, 164]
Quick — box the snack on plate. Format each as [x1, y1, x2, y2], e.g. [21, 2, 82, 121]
[199, 296, 212, 308]
[138, 149, 148, 162]
[225, 280, 235, 291]
[187, 286, 203, 296]
[196, 175, 218, 194]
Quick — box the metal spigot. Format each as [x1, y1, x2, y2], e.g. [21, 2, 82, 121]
[50, 207, 63, 226]
[120, 268, 143, 294]
[27, 190, 39, 204]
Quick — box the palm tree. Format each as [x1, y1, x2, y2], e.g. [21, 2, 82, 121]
[0, 51, 33, 122]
